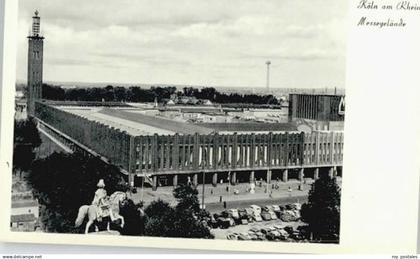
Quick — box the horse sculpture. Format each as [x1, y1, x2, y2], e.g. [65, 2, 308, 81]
[75, 191, 127, 234]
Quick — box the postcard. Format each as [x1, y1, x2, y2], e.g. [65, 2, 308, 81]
[0, 0, 419, 254]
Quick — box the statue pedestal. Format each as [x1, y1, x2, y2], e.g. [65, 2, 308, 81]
[88, 230, 120, 235]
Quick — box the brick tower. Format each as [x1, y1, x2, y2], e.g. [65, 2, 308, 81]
[27, 10, 44, 116]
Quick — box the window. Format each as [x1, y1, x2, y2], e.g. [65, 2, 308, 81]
[33, 51, 40, 59]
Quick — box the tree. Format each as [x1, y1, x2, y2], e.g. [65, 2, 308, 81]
[39, 84, 281, 106]
[119, 199, 145, 236]
[27, 152, 128, 233]
[171, 185, 213, 239]
[13, 118, 41, 176]
[144, 199, 175, 237]
[301, 175, 341, 243]
[42, 84, 65, 100]
[173, 184, 200, 213]
[143, 185, 214, 239]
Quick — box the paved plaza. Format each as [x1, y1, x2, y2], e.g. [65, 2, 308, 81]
[128, 177, 342, 213]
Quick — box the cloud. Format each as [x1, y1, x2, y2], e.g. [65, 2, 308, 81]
[16, 0, 348, 89]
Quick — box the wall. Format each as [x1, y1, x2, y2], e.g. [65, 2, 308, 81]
[35, 102, 132, 172]
[288, 94, 345, 121]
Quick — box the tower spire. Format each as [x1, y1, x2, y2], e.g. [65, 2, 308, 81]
[27, 10, 44, 116]
[31, 10, 41, 37]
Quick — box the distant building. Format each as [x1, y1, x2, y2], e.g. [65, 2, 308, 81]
[10, 199, 39, 232]
[288, 94, 345, 131]
[15, 90, 27, 120]
[201, 99, 213, 106]
[10, 214, 37, 232]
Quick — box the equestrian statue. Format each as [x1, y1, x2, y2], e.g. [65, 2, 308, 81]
[75, 179, 127, 234]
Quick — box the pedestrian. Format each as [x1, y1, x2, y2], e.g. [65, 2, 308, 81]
[219, 195, 223, 203]
[223, 201, 227, 209]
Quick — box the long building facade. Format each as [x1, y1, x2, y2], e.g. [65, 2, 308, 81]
[35, 102, 344, 190]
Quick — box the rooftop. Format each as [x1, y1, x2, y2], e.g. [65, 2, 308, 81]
[10, 214, 36, 223]
[55, 105, 297, 136]
[11, 200, 39, 208]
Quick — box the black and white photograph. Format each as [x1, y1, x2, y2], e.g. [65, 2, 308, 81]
[11, 0, 346, 246]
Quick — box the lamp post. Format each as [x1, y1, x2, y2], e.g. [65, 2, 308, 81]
[202, 171, 205, 210]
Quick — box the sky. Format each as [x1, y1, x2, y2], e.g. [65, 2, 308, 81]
[16, 0, 348, 89]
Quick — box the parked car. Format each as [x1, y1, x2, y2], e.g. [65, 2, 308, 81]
[226, 233, 240, 240]
[284, 226, 294, 235]
[278, 229, 289, 240]
[220, 210, 230, 218]
[240, 219, 248, 225]
[292, 203, 302, 210]
[267, 230, 281, 240]
[256, 231, 266, 240]
[208, 215, 218, 228]
[249, 233, 258, 240]
[261, 228, 271, 235]
[253, 214, 263, 222]
[272, 205, 281, 213]
[238, 208, 248, 219]
[250, 205, 262, 215]
[286, 203, 301, 210]
[277, 229, 290, 240]
[268, 210, 278, 220]
[217, 218, 232, 229]
[291, 230, 304, 241]
[268, 226, 277, 232]
[238, 233, 252, 241]
[263, 205, 273, 212]
[261, 212, 272, 221]
[249, 227, 259, 233]
[228, 209, 240, 220]
[244, 208, 255, 221]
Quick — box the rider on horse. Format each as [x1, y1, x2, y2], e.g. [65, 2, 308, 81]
[92, 179, 107, 222]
